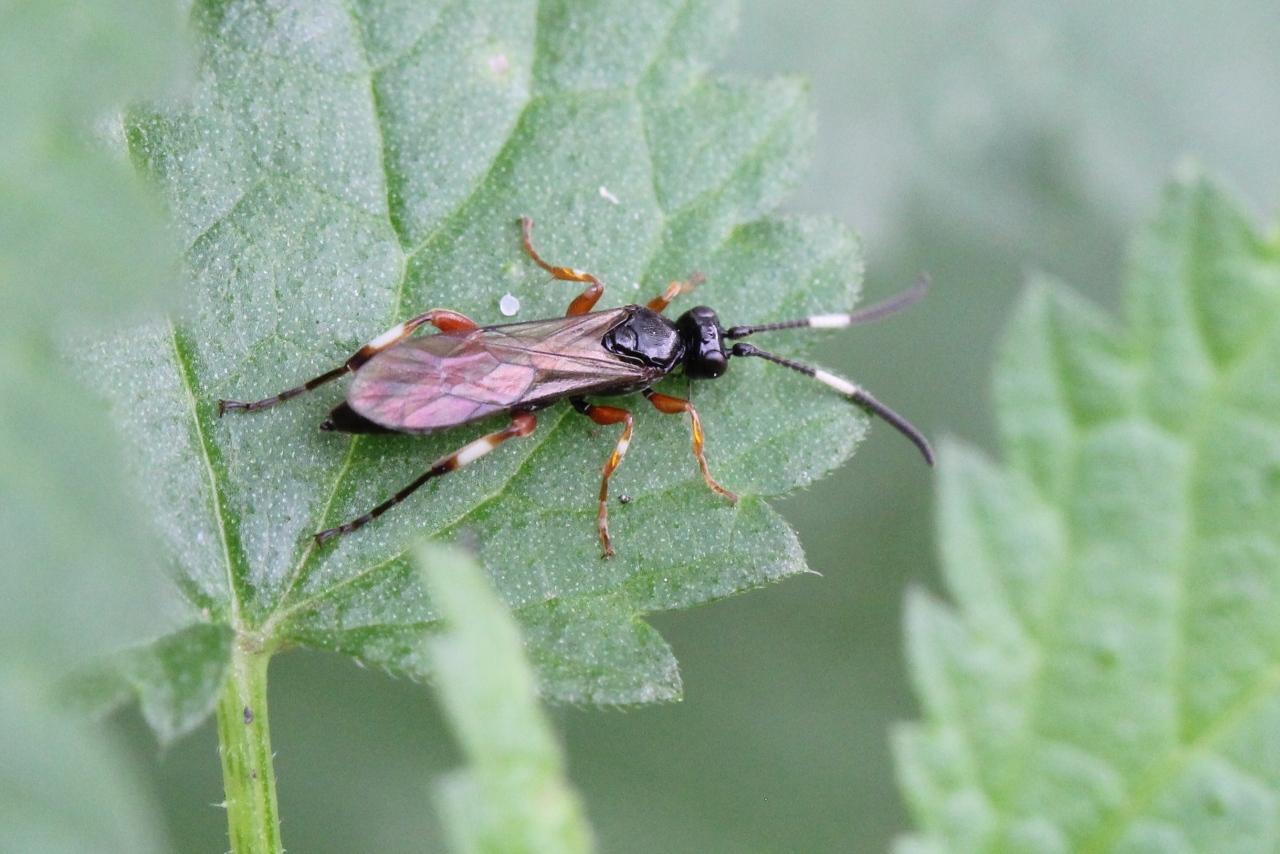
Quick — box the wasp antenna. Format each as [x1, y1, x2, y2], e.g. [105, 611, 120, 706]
[726, 273, 930, 339]
[730, 342, 934, 465]
[846, 273, 929, 324]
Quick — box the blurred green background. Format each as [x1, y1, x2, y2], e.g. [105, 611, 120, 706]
[11, 0, 1279, 851]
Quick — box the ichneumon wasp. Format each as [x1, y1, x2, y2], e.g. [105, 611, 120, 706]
[219, 217, 933, 557]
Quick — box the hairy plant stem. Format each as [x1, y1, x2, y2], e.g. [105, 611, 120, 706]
[216, 637, 282, 854]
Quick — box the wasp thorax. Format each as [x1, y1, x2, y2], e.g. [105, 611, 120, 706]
[676, 305, 728, 379]
[602, 306, 686, 372]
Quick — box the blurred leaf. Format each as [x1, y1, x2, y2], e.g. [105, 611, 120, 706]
[897, 168, 1280, 852]
[0, 667, 170, 854]
[83, 0, 872, 727]
[420, 543, 594, 854]
[1, 0, 188, 669]
[0, 0, 185, 323]
[71, 623, 234, 747]
[0, 0, 188, 849]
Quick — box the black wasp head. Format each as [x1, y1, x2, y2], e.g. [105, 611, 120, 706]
[676, 305, 729, 379]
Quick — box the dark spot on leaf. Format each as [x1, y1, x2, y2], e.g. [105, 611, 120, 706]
[243, 706, 253, 724]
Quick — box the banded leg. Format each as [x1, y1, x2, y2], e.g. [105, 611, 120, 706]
[519, 216, 605, 316]
[643, 390, 737, 502]
[314, 410, 538, 545]
[646, 272, 705, 313]
[219, 309, 477, 414]
[573, 398, 634, 558]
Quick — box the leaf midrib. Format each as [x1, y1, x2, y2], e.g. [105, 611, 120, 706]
[992, 253, 1274, 849]
[169, 317, 241, 628]
[1074, 201, 1246, 853]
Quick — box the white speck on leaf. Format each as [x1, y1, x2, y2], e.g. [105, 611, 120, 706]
[499, 293, 521, 316]
[598, 185, 620, 204]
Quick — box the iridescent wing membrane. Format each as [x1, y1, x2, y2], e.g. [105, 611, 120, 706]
[346, 307, 661, 433]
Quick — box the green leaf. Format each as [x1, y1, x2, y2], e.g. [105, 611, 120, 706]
[420, 543, 595, 854]
[897, 168, 1280, 852]
[0, 667, 170, 854]
[0, 1, 185, 324]
[70, 623, 234, 747]
[1, 0, 187, 670]
[0, 0, 187, 850]
[83, 0, 869, 721]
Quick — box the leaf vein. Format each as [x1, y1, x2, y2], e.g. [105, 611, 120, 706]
[1076, 658, 1280, 853]
[275, 405, 571, 622]
[168, 318, 241, 627]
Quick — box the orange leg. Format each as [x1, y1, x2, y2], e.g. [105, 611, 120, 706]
[574, 398, 635, 558]
[519, 217, 605, 316]
[219, 309, 477, 414]
[646, 272, 705, 313]
[643, 390, 737, 502]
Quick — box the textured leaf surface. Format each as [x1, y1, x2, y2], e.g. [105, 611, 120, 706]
[83, 0, 869, 720]
[422, 544, 594, 854]
[897, 169, 1280, 852]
